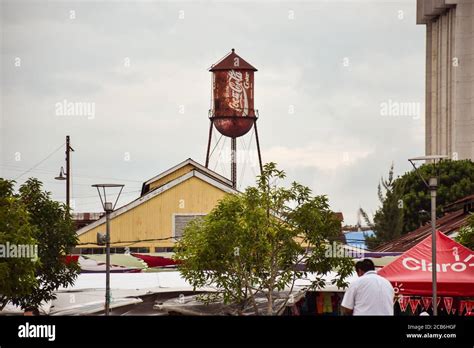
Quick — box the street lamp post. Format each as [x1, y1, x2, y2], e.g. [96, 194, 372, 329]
[92, 183, 124, 316]
[55, 135, 74, 209]
[408, 155, 448, 316]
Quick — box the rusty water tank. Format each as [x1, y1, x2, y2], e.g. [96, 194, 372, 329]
[209, 49, 257, 138]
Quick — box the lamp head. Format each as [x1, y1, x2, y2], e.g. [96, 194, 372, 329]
[408, 155, 449, 162]
[91, 183, 125, 212]
[104, 202, 113, 212]
[55, 167, 66, 181]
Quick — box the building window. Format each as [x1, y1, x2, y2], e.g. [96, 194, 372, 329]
[76, 247, 151, 254]
[155, 247, 174, 253]
[78, 248, 105, 254]
[111, 247, 125, 254]
[173, 214, 205, 238]
[129, 247, 150, 254]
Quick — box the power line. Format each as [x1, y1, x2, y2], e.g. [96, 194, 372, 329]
[53, 190, 141, 199]
[67, 173, 143, 183]
[2, 165, 143, 183]
[13, 143, 65, 180]
[0, 165, 58, 175]
[76, 236, 178, 246]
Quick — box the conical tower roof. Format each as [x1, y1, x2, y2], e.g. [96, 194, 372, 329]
[209, 49, 257, 71]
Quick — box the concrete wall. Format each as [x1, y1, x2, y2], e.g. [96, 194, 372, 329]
[417, 0, 474, 160]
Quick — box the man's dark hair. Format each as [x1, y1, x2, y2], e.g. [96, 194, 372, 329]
[355, 259, 375, 273]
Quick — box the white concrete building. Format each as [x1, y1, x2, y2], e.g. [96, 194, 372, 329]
[417, 0, 474, 160]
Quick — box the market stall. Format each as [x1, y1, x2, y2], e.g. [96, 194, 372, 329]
[378, 230, 474, 315]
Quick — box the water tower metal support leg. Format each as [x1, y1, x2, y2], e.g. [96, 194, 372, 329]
[254, 121, 263, 174]
[205, 120, 213, 168]
[231, 137, 237, 189]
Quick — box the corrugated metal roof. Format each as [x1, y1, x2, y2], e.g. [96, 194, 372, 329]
[443, 194, 474, 211]
[373, 208, 470, 252]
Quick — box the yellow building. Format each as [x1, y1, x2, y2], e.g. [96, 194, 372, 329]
[76, 158, 236, 254]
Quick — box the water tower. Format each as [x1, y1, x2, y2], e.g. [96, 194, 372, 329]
[205, 49, 263, 189]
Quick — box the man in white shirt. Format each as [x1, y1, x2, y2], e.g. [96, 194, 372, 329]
[341, 259, 394, 315]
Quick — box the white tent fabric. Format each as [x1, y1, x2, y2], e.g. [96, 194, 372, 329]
[0, 301, 52, 315]
[57, 272, 217, 292]
[293, 271, 358, 292]
[2, 271, 358, 315]
[49, 272, 217, 315]
[59, 271, 357, 293]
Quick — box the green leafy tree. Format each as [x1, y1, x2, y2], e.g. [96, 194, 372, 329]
[1, 178, 79, 310]
[0, 179, 38, 310]
[362, 160, 474, 249]
[360, 164, 404, 249]
[456, 214, 474, 250]
[175, 163, 354, 315]
[397, 160, 474, 234]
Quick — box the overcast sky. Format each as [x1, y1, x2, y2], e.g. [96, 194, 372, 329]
[0, 0, 425, 225]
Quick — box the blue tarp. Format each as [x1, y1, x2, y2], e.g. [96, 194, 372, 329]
[344, 230, 375, 249]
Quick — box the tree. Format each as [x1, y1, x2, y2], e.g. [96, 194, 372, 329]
[397, 160, 474, 234]
[0, 179, 38, 310]
[362, 160, 474, 249]
[1, 178, 79, 310]
[456, 214, 474, 250]
[360, 164, 404, 249]
[175, 163, 354, 315]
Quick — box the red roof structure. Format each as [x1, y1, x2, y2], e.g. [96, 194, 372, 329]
[378, 231, 474, 297]
[209, 49, 257, 71]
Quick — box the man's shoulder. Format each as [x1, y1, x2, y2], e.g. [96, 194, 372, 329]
[373, 273, 394, 289]
[360, 272, 388, 284]
[379, 274, 394, 288]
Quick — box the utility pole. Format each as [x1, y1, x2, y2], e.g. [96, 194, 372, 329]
[408, 155, 447, 316]
[429, 177, 438, 316]
[66, 135, 72, 209]
[55, 135, 74, 209]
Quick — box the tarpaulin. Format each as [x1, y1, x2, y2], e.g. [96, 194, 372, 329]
[85, 254, 148, 269]
[132, 253, 179, 268]
[79, 256, 142, 273]
[63, 255, 79, 265]
[378, 231, 474, 296]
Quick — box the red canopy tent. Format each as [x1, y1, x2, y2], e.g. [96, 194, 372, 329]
[378, 231, 474, 297]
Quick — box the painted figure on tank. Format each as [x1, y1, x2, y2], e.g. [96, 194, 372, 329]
[209, 49, 257, 138]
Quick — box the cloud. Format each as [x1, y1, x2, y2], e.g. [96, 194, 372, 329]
[264, 140, 374, 171]
[1, 1, 425, 223]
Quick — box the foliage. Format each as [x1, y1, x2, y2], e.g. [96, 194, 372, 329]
[360, 164, 403, 249]
[0, 179, 38, 310]
[175, 163, 354, 315]
[0, 178, 79, 310]
[397, 160, 474, 234]
[362, 160, 474, 249]
[456, 214, 474, 250]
